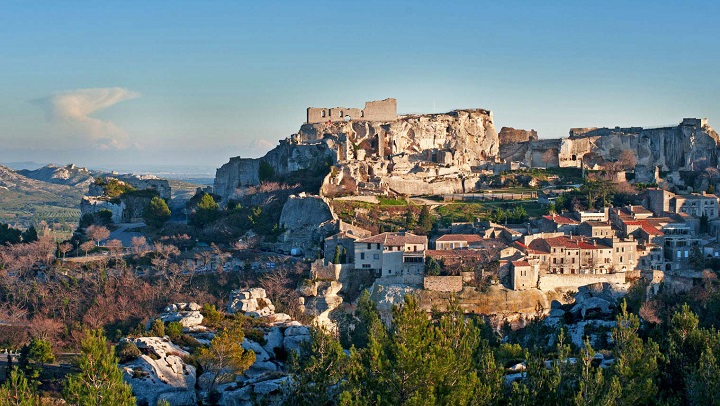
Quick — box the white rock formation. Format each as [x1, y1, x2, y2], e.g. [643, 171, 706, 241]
[227, 288, 276, 317]
[158, 302, 204, 327]
[120, 337, 197, 406]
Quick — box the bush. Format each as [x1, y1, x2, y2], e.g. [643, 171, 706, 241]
[244, 328, 267, 346]
[147, 319, 165, 337]
[115, 341, 141, 363]
[166, 322, 183, 340]
[201, 304, 225, 328]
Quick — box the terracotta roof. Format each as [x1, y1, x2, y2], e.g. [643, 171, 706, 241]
[543, 214, 579, 225]
[533, 236, 610, 251]
[426, 249, 485, 258]
[639, 222, 664, 236]
[357, 232, 428, 246]
[512, 260, 531, 267]
[436, 234, 483, 243]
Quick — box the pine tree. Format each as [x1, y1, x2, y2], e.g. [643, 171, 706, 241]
[687, 347, 720, 405]
[0, 368, 42, 406]
[62, 329, 135, 406]
[612, 301, 661, 406]
[417, 205, 433, 235]
[196, 323, 255, 392]
[573, 338, 621, 406]
[143, 196, 171, 228]
[285, 328, 349, 405]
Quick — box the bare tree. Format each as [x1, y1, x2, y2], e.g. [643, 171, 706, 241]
[80, 241, 95, 256]
[86, 225, 110, 246]
[131, 236, 147, 254]
[59, 242, 73, 259]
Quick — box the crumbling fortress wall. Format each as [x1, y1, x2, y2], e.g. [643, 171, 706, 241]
[307, 98, 397, 124]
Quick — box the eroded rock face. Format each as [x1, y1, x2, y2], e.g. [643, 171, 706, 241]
[158, 302, 204, 327]
[120, 337, 197, 406]
[559, 119, 720, 179]
[278, 195, 336, 251]
[498, 127, 538, 144]
[227, 288, 276, 317]
[214, 108, 500, 200]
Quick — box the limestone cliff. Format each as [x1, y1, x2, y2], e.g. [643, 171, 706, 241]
[558, 118, 720, 181]
[214, 140, 336, 200]
[213, 105, 500, 200]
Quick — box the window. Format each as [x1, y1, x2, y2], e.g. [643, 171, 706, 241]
[367, 243, 371, 249]
[685, 250, 689, 258]
[373, 254, 379, 260]
[321, 110, 326, 118]
[377, 243, 380, 250]
[360, 253, 365, 260]
[362, 264, 371, 268]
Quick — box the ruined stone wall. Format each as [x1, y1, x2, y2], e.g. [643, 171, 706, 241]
[537, 273, 628, 292]
[423, 276, 463, 292]
[80, 197, 125, 223]
[307, 98, 397, 124]
[498, 127, 538, 144]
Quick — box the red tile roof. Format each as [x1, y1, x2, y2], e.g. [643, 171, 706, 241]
[357, 232, 428, 246]
[543, 214, 579, 225]
[436, 234, 483, 243]
[512, 260, 531, 267]
[639, 222, 664, 236]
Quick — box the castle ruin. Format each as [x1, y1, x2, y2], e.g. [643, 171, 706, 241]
[307, 98, 397, 124]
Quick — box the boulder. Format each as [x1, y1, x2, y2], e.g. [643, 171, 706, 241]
[160, 310, 204, 327]
[121, 337, 196, 406]
[262, 327, 284, 356]
[571, 297, 613, 320]
[242, 339, 270, 363]
[283, 326, 311, 353]
[227, 288, 276, 317]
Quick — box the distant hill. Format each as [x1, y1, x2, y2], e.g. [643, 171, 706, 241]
[17, 163, 100, 188]
[0, 165, 84, 227]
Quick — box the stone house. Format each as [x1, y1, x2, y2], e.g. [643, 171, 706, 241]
[434, 234, 483, 250]
[511, 260, 537, 291]
[527, 236, 630, 275]
[578, 221, 615, 238]
[354, 232, 427, 282]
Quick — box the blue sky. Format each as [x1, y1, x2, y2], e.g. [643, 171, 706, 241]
[1, 1, 718, 169]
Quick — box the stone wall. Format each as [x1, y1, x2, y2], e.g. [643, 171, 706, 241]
[498, 127, 538, 144]
[307, 98, 397, 124]
[423, 276, 463, 292]
[537, 272, 628, 292]
[80, 197, 124, 223]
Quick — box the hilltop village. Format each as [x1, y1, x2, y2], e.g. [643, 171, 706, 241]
[209, 98, 720, 324]
[4, 98, 720, 404]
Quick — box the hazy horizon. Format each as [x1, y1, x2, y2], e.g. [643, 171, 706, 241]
[2, 1, 719, 169]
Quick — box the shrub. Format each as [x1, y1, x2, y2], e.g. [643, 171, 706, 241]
[244, 328, 267, 346]
[166, 322, 183, 340]
[201, 304, 225, 328]
[147, 319, 165, 337]
[116, 341, 142, 363]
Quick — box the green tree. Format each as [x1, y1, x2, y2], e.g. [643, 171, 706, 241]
[611, 301, 662, 406]
[285, 328, 349, 405]
[573, 339, 621, 406]
[0, 368, 42, 406]
[700, 213, 710, 233]
[333, 244, 342, 264]
[196, 323, 255, 392]
[147, 318, 165, 337]
[687, 347, 720, 405]
[21, 226, 38, 243]
[62, 329, 135, 406]
[425, 257, 441, 276]
[143, 196, 171, 228]
[0, 223, 22, 245]
[258, 161, 275, 182]
[19, 338, 55, 379]
[165, 321, 183, 340]
[190, 193, 219, 227]
[417, 205, 433, 235]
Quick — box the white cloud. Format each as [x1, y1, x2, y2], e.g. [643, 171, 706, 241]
[36, 87, 139, 150]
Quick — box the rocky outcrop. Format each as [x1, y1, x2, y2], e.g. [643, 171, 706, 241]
[277, 195, 336, 252]
[214, 140, 336, 201]
[227, 288, 277, 318]
[17, 163, 97, 187]
[120, 337, 197, 406]
[214, 105, 500, 200]
[158, 303, 204, 327]
[559, 118, 720, 181]
[498, 127, 538, 144]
